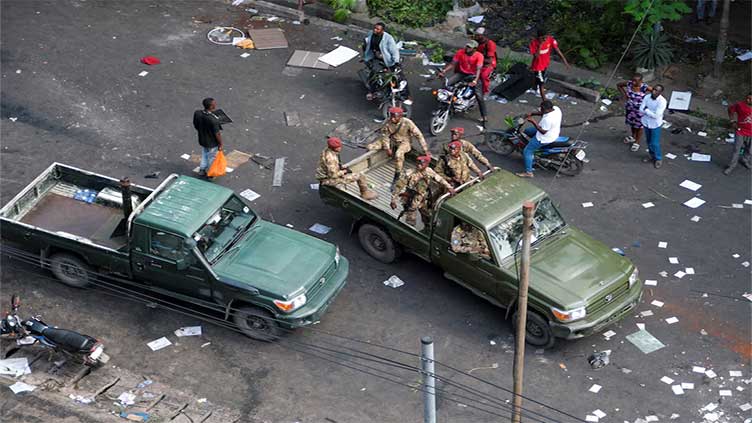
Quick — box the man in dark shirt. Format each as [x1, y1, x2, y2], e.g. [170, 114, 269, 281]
[192, 98, 224, 177]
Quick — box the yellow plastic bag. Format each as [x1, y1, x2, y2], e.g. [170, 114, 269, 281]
[207, 150, 227, 178]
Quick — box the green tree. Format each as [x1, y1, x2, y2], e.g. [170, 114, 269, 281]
[623, 0, 691, 33]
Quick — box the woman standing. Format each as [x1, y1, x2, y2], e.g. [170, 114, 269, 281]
[617, 74, 652, 152]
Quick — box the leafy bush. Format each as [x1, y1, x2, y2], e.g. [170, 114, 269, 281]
[327, 0, 356, 23]
[367, 0, 452, 28]
[632, 31, 674, 69]
[624, 0, 691, 32]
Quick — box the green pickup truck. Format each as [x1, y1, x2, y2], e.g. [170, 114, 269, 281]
[320, 151, 643, 347]
[0, 163, 348, 341]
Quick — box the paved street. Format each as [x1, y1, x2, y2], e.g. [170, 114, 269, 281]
[1, 1, 751, 422]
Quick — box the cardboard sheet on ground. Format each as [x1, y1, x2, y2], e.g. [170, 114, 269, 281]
[626, 329, 665, 354]
[683, 197, 706, 209]
[287, 50, 331, 69]
[248, 28, 288, 50]
[668, 91, 692, 110]
[318, 46, 359, 67]
[0, 358, 31, 376]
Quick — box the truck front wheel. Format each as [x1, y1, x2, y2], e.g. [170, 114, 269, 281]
[512, 310, 555, 349]
[50, 253, 92, 288]
[358, 223, 398, 264]
[233, 306, 281, 342]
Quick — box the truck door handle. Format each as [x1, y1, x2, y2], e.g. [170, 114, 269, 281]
[148, 261, 163, 269]
[135, 262, 144, 271]
[24, 232, 32, 240]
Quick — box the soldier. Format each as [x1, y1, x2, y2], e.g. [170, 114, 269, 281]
[446, 127, 494, 172]
[451, 222, 491, 260]
[435, 140, 485, 187]
[316, 137, 378, 200]
[390, 156, 455, 227]
[367, 107, 430, 188]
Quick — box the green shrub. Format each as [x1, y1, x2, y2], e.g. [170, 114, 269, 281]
[328, 0, 356, 23]
[632, 31, 674, 69]
[367, 0, 452, 28]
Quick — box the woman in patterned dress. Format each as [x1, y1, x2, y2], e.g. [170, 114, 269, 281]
[617, 74, 652, 152]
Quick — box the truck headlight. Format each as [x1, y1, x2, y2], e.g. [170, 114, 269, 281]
[551, 306, 587, 322]
[334, 246, 340, 267]
[629, 268, 639, 288]
[274, 294, 307, 313]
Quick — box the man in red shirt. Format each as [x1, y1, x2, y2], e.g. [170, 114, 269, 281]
[438, 40, 487, 123]
[529, 28, 570, 99]
[724, 93, 752, 175]
[473, 27, 497, 97]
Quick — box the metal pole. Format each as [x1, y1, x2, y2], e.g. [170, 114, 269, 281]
[512, 201, 535, 423]
[421, 336, 436, 423]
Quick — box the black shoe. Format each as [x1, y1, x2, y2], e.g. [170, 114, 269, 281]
[741, 161, 751, 170]
[654, 160, 662, 169]
[390, 172, 400, 191]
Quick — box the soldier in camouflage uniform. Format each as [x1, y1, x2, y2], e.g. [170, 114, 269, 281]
[435, 140, 485, 187]
[451, 222, 491, 259]
[390, 156, 454, 227]
[367, 107, 430, 188]
[445, 127, 494, 172]
[316, 137, 378, 200]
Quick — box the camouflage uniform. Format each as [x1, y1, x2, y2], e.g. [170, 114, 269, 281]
[451, 225, 491, 259]
[392, 167, 452, 226]
[435, 151, 482, 187]
[443, 139, 492, 169]
[316, 148, 370, 192]
[367, 117, 430, 174]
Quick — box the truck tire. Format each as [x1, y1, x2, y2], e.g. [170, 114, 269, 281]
[512, 310, 555, 349]
[358, 223, 398, 264]
[233, 306, 281, 342]
[49, 253, 92, 288]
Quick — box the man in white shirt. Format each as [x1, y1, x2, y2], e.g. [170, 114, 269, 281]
[639, 84, 667, 168]
[516, 100, 562, 177]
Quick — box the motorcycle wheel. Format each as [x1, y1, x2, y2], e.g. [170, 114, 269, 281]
[486, 133, 515, 156]
[557, 157, 584, 176]
[430, 107, 450, 136]
[381, 101, 413, 120]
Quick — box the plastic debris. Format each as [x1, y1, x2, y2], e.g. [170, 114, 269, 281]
[146, 337, 171, 351]
[174, 326, 202, 337]
[9, 382, 36, 394]
[383, 275, 405, 288]
[118, 391, 136, 406]
[309, 223, 332, 234]
[588, 350, 611, 369]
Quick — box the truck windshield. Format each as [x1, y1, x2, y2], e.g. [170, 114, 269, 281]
[487, 197, 565, 260]
[194, 196, 256, 263]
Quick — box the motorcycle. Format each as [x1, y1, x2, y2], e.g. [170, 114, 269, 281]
[1, 295, 109, 366]
[358, 60, 413, 119]
[485, 116, 588, 176]
[429, 71, 501, 136]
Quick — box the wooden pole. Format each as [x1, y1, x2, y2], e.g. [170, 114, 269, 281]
[512, 201, 535, 423]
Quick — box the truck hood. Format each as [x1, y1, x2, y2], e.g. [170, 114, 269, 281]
[527, 227, 633, 308]
[212, 221, 335, 298]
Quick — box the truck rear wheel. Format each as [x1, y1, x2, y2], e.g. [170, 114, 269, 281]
[233, 306, 280, 342]
[50, 253, 92, 288]
[512, 310, 555, 349]
[358, 223, 398, 264]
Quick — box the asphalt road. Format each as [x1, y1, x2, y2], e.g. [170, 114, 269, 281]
[1, 1, 751, 422]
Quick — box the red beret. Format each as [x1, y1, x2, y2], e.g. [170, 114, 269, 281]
[327, 137, 342, 149]
[416, 155, 431, 165]
[448, 140, 462, 150]
[388, 106, 404, 115]
[450, 127, 464, 135]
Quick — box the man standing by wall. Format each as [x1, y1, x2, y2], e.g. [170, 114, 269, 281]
[639, 85, 667, 169]
[193, 98, 223, 178]
[723, 93, 752, 175]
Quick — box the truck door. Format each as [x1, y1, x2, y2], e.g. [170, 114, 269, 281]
[130, 226, 213, 300]
[430, 211, 502, 303]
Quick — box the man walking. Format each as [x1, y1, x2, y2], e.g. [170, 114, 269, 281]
[639, 84, 667, 169]
[473, 27, 497, 97]
[438, 40, 488, 123]
[515, 100, 562, 178]
[723, 93, 752, 175]
[529, 28, 570, 99]
[316, 137, 378, 199]
[193, 98, 223, 178]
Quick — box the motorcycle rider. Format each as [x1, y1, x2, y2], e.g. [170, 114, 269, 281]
[515, 100, 563, 178]
[444, 127, 494, 172]
[438, 40, 488, 124]
[473, 27, 497, 98]
[362, 22, 400, 100]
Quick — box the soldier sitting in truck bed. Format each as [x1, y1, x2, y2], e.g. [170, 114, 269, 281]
[390, 156, 454, 227]
[435, 140, 485, 187]
[316, 137, 378, 200]
[446, 127, 494, 172]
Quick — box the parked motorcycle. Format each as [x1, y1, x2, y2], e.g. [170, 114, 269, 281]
[485, 116, 588, 176]
[1, 295, 109, 365]
[429, 72, 501, 136]
[358, 61, 413, 119]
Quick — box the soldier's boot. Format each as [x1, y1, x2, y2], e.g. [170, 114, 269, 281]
[389, 172, 400, 191]
[357, 178, 378, 201]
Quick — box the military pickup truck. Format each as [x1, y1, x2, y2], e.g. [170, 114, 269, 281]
[0, 163, 348, 341]
[320, 150, 643, 347]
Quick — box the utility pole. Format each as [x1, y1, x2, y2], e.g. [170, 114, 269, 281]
[512, 201, 535, 423]
[421, 337, 436, 423]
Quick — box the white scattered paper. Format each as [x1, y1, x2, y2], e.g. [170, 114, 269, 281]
[719, 389, 732, 396]
[665, 153, 677, 159]
[118, 391, 136, 405]
[593, 409, 606, 419]
[669, 257, 679, 264]
[180, 153, 191, 160]
[467, 15, 484, 24]
[657, 242, 667, 249]
[668, 91, 692, 110]
[644, 279, 657, 286]
[692, 366, 707, 373]
[582, 202, 594, 208]
[232, 36, 245, 45]
[239, 189, 261, 202]
[0, 358, 31, 376]
[704, 412, 719, 422]
[310, 183, 320, 190]
[704, 403, 718, 412]
[730, 370, 743, 377]
[138, 71, 149, 77]
[679, 180, 702, 191]
[665, 316, 679, 324]
[690, 215, 701, 222]
[732, 203, 744, 208]
[147, 337, 172, 351]
[683, 197, 706, 209]
[640, 310, 654, 317]
[661, 376, 674, 384]
[603, 330, 616, 338]
[705, 369, 717, 378]
[240, 52, 251, 58]
[645, 416, 659, 422]
[685, 267, 695, 275]
[585, 416, 599, 423]
[672, 385, 684, 395]
[745, 199, 752, 205]
[175, 326, 202, 337]
[601, 99, 612, 106]
[642, 202, 655, 208]
[674, 271, 686, 278]
[740, 403, 752, 411]
[636, 323, 646, 330]
[690, 153, 711, 162]
[318, 46, 360, 67]
[309, 223, 332, 234]
[697, 131, 708, 137]
[383, 275, 404, 288]
[744, 293, 752, 302]
[681, 382, 695, 390]
[743, 261, 751, 268]
[9, 382, 36, 394]
[651, 300, 664, 307]
[659, 271, 668, 277]
[738, 51, 752, 61]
